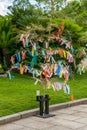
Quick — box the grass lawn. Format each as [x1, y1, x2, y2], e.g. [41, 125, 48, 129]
[0, 72, 87, 117]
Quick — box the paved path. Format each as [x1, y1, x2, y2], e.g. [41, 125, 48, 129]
[0, 104, 87, 130]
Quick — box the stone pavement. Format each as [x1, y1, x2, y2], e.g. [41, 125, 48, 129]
[0, 104, 87, 130]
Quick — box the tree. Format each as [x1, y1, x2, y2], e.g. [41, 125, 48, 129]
[10, 21, 75, 88]
[36, 0, 67, 18]
[51, 18, 83, 48]
[61, 0, 87, 30]
[61, 0, 87, 47]
[61, 0, 81, 19]
[80, 0, 87, 11]
[0, 16, 17, 70]
[8, 0, 43, 28]
[75, 11, 87, 31]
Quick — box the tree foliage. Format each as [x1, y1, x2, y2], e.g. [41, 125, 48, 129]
[8, 0, 43, 28]
[0, 0, 87, 69]
[0, 16, 17, 69]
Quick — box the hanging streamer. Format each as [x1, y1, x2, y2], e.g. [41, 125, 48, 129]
[20, 63, 24, 74]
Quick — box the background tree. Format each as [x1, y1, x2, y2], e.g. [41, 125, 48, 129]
[61, 0, 81, 19]
[0, 16, 17, 70]
[2, 0, 87, 70]
[35, 0, 67, 18]
[8, 0, 43, 28]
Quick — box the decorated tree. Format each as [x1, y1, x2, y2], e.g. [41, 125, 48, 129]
[7, 22, 78, 117]
[9, 22, 76, 95]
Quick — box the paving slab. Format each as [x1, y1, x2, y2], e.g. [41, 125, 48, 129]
[77, 126, 87, 130]
[72, 111, 87, 118]
[41, 125, 72, 130]
[75, 117, 87, 124]
[0, 123, 24, 130]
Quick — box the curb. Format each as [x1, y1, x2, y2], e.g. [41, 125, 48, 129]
[0, 98, 87, 125]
